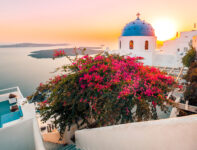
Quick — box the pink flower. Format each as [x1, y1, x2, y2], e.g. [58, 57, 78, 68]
[178, 85, 183, 89]
[126, 107, 130, 115]
[39, 83, 43, 87]
[42, 100, 47, 104]
[152, 101, 156, 108]
[81, 84, 86, 89]
[135, 56, 144, 60]
[80, 98, 83, 102]
[53, 50, 66, 58]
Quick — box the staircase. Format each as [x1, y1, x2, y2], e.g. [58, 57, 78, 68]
[58, 144, 81, 150]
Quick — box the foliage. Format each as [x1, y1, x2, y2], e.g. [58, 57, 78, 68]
[182, 46, 196, 67]
[184, 62, 197, 106]
[30, 52, 178, 137]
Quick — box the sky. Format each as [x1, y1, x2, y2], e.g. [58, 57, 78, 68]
[0, 0, 197, 48]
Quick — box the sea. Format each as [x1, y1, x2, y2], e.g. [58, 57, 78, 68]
[0, 45, 75, 97]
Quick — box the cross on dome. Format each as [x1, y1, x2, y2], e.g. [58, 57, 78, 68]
[136, 12, 140, 19]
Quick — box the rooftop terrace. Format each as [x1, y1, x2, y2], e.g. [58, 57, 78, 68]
[0, 87, 24, 128]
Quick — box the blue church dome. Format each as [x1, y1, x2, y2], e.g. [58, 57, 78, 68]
[122, 13, 155, 36]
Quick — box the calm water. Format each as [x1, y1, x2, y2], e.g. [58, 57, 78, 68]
[0, 46, 70, 97]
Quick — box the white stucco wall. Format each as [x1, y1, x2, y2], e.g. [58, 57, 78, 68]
[0, 119, 35, 150]
[131, 51, 153, 66]
[152, 53, 182, 68]
[118, 36, 156, 66]
[161, 30, 197, 55]
[0, 103, 45, 150]
[76, 115, 197, 150]
[119, 36, 157, 52]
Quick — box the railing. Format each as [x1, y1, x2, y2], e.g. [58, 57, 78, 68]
[16, 87, 24, 99]
[156, 66, 195, 116]
[0, 86, 24, 103]
[0, 86, 24, 99]
[0, 86, 18, 93]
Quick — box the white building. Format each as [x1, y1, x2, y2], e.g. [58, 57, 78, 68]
[111, 13, 197, 67]
[0, 87, 45, 150]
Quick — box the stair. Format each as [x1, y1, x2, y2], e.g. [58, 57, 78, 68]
[58, 144, 81, 150]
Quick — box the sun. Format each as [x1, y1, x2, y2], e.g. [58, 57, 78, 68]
[152, 19, 177, 41]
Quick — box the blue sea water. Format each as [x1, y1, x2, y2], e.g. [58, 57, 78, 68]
[0, 46, 70, 97]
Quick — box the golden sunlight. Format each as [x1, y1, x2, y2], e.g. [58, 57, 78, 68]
[152, 19, 177, 41]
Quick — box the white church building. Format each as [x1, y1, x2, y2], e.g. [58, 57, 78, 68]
[110, 13, 197, 67]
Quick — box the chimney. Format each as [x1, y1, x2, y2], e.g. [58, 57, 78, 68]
[194, 23, 196, 29]
[176, 32, 179, 38]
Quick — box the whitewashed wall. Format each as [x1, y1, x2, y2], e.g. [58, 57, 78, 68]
[152, 53, 182, 68]
[161, 30, 197, 55]
[0, 103, 45, 150]
[76, 115, 197, 150]
[130, 51, 153, 66]
[0, 119, 35, 150]
[119, 36, 157, 52]
[118, 36, 156, 66]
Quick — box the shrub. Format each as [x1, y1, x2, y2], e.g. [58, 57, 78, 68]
[182, 46, 196, 67]
[184, 62, 197, 106]
[31, 53, 178, 137]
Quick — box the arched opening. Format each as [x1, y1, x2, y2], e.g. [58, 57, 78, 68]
[129, 40, 134, 49]
[145, 40, 149, 50]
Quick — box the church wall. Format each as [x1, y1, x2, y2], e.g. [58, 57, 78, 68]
[119, 36, 156, 52]
[119, 36, 156, 66]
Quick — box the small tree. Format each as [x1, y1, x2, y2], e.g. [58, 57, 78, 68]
[182, 43, 197, 106]
[184, 62, 197, 106]
[182, 45, 196, 67]
[30, 52, 178, 137]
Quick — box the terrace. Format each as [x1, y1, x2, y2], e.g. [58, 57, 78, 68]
[0, 87, 24, 128]
[0, 87, 46, 150]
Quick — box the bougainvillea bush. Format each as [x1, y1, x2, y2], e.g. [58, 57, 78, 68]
[31, 52, 178, 136]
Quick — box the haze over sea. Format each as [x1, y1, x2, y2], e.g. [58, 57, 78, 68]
[0, 43, 104, 97]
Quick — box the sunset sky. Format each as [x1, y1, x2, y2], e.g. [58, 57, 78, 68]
[0, 0, 197, 48]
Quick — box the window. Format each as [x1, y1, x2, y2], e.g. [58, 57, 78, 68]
[129, 40, 134, 49]
[184, 47, 188, 52]
[145, 40, 149, 50]
[120, 40, 121, 49]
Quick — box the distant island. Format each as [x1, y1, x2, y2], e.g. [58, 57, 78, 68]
[28, 47, 103, 59]
[0, 43, 68, 48]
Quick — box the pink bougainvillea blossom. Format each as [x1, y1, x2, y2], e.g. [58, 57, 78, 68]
[53, 50, 66, 58]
